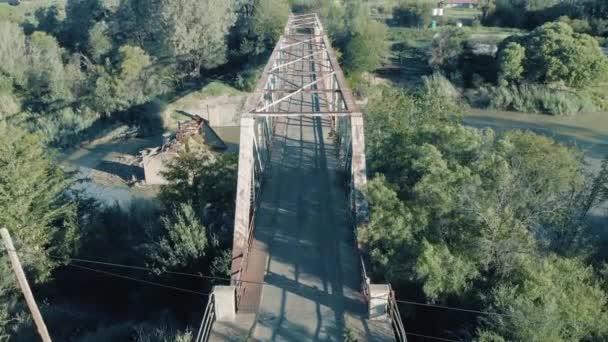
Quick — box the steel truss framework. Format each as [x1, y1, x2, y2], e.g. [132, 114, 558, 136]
[243, 13, 359, 118]
[231, 13, 368, 315]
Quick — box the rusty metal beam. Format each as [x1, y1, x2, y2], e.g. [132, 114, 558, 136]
[254, 72, 336, 113]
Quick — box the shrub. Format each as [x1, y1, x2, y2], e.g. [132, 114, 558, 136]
[291, 0, 316, 13]
[429, 28, 471, 80]
[422, 73, 461, 102]
[498, 42, 525, 84]
[35, 107, 98, 147]
[500, 22, 608, 88]
[393, 2, 433, 28]
[487, 84, 598, 115]
[234, 67, 262, 92]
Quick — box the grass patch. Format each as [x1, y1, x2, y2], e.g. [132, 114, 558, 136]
[466, 84, 600, 116]
[0, 0, 64, 25]
[199, 81, 241, 98]
[160, 80, 244, 131]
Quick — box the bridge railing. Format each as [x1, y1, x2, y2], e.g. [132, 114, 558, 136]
[233, 116, 274, 308]
[235, 209, 257, 307]
[388, 287, 408, 342]
[194, 293, 216, 342]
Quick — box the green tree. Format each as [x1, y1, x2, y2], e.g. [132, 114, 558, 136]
[481, 255, 608, 341]
[88, 21, 112, 62]
[149, 203, 207, 272]
[507, 22, 608, 88]
[92, 45, 165, 115]
[0, 124, 77, 280]
[415, 240, 479, 299]
[0, 124, 77, 338]
[252, 0, 289, 50]
[497, 42, 525, 85]
[154, 0, 238, 76]
[26, 31, 83, 111]
[393, 2, 433, 28]
[159, 148, 238, 243]
[0, 22, 27, 87]
[343, 18, 389, 75]
[429, 28, 471, 80]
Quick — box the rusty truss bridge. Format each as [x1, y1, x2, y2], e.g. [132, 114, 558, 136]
[196, 13, 407, 342]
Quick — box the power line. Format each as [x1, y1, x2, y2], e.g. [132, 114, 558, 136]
[394, 298, 509, 318]
[3, 247, 518, 320]
[65, 255, 513, 320]
[56, 256, 232, 282]
[67, 263, 209, 297]
[403, 331, 459, 342]
[44, 254, 515, 320]
[2, 247, 511, 341]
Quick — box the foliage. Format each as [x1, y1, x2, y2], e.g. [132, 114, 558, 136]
[480, 256, 608, 341]
[502, 22, 608, 88]
[415, 240, 479, 299]
[484, 0, 608, 35]
[233, 67, 262, 92]
[252, 0, 289, 50]
[210, 249, 232, 282]
[314, 0, 389, 76]
[429, 28, 471, 79]
[227, 0, 289, 64]
[363, 84, 606, 338]
[159, 148, 238, 244]
[0, 124, 77, 338]
[482, 83, 599, 115]
[343, 18, 389, 75]
[153, 0, 238, 76]
[0, 124, 77, 281]
[149, 203, 207, 273]
[497, 42, 525, 84]
[393, 2, 433, 28]
[88, 21, 112, 62]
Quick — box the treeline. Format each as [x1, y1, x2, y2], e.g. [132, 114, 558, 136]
[483, 0, 608, 37]
[363, 80, 608, 341]
[0, 123, 238, 340]
[0, 0, 289, 147]
[429, 22, 608, 115]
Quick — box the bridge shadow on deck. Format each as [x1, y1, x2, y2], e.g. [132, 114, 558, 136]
[229, 116, 390, 342]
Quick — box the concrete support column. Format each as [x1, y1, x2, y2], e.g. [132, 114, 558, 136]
[369, 284, 390, 320]
[213, 286, 236, 321]
[231, 117, 255, 281]
[350, 114, 369, 225]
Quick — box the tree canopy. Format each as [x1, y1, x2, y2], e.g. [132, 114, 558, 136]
[362, 84, 608, 340]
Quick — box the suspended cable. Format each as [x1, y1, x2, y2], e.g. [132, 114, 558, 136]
[67, 263, 209, 296]
[403, 331, 460, 342]
[394, 299, 509, 318]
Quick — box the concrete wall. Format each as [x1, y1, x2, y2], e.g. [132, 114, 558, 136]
[142, 152, 178, 185]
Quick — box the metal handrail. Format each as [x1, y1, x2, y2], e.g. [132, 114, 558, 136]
[235, 209, 257, 306]
[388, 288, 408, 342]
[195, 293, 216, 342]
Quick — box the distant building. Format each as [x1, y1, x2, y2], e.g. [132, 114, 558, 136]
[443, 0, 477, 8]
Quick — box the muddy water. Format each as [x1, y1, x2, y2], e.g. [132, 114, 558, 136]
[213, 126, 241, 153]
[62, 136, 161, 207]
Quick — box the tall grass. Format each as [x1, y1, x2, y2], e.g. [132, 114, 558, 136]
[468, 84, 599, 116]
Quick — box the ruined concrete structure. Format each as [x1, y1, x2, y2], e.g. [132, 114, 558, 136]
[141, 116, 218, 185]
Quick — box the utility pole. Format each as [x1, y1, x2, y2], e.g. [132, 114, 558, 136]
[0, 228, 52, 342]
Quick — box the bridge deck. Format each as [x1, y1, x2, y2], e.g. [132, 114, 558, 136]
[210, 116, 393, 341]
[209, 13, 395, 341]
